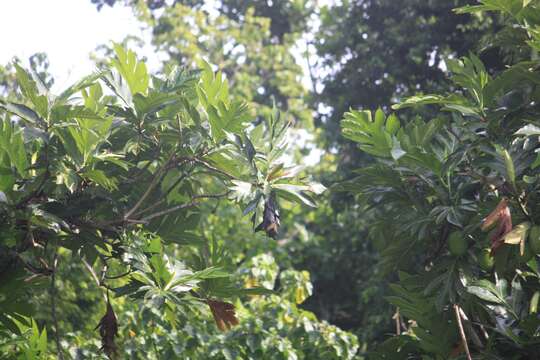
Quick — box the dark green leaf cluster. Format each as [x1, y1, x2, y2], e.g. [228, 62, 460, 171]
[341, 2, 540, 358]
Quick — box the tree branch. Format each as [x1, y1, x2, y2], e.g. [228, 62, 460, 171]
[140, 201, 200, 223]
[123, 154, 194, 221]
[82, 258, 109, 301]
[192, 158, 237, 180]
[123, 152, 186, 221]
[104, 270, 132, 280]
[458, 307, 484, 349]
[50, 251, 64, 360]
[123, 165, 167, 220]
[454, 304, 472, 360]
[138, 191, 231, 223]
[392, 308, 401, 335]
[133, 163, 195, 218]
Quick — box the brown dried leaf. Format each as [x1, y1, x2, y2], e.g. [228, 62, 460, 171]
[207, 299, 239, 331]
[483, 199, 513, 255]
[481, 198, 509, 231]
[95, 299, 119, 359]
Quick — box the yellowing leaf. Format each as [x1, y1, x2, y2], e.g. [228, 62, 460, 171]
[295, 287, 306, 304]
[530, 291, 540, 314]
[503, 222, 531, 255]
[283, 312, 294, 324]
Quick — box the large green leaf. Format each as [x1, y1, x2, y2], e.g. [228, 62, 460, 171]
[111, 44, 149, 96]
[0, 119, 29, 177]
[0, 101, 43, 125]
[341, 109, 401, 158]
[13, 63, 49, 119]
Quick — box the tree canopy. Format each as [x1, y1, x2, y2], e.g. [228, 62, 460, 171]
[2, 0, 540, 359]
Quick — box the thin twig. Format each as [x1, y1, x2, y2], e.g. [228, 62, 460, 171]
[124, 152, 180, 220]
[140, 201, 200, 223]
[82, 258, 101, 286]
[124, 219, 149, 225]
[139, 192, 231, 223]
[459, 307, 484, 349]
[134, 199, 166, 217]
[162, 163, 195, 198]
[123, 166, 166, 220]
[71, 219, 118, 233]
[133, 164, 195, 217]
[16, 251, 53, 277]
[50, 251, 64, 360]
[454, 304, 472, 360]
[82, 258, 109, 301]
[517, 193, 532, 221]
[131, 155, 156, 182]
[104, 270, 132, 280]
[123, 153, 195, 222]
[192, 158, 237, 180]
[193, 191, 231, 200]
[392, 308, 401, 335]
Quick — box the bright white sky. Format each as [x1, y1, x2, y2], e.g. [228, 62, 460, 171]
[0, 0, 323, 164]
[0, 0, 152, 92]
[0, 0, 319, 92]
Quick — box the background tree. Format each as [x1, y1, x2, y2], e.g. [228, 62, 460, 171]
[91, 0, 313, 42]
[315, 0, 502, 147]
[0, 53, 53, 99]
[92, 0, 314, 126]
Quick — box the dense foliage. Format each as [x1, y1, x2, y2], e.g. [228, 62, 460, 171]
[0, 44, 342, 358]
[341, 1, 540, 358]
[4, 0, 540, 358]
[87, 0, 511, 349]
